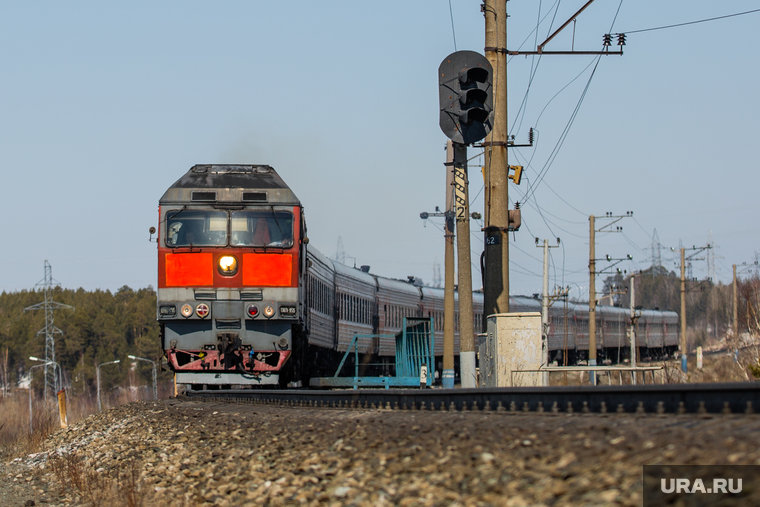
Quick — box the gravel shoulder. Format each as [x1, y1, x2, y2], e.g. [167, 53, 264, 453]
[3, 397, 760, 506]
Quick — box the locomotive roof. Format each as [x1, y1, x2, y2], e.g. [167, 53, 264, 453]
[160, 164, 300, 205]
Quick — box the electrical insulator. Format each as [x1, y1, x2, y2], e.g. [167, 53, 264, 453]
[617, 33, 626, 46]
[528, 127, 534, 145]
[603, 34, 612, 47]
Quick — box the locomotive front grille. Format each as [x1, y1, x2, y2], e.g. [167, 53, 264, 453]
[240, 290, 263, 301]
[215, 319, 242, 330]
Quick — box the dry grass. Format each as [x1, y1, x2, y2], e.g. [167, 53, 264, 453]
[49, 453, 146, 507]
[0, 381, 172, 460]
[0, 395, 59, 458]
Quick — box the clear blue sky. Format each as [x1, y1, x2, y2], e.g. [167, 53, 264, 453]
[1, 1, 757, 300]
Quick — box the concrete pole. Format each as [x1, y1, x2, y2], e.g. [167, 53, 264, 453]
[28, 363, 47, 434]
[152, 363, 158, 400]
[680, 247, 687, 373]
[443, 141, 456, 389]
[629, 274, 636, 385]
[733, 264, 738, 336]
[97, 364, 102, 413]
[453, 143, 476, 388]
[588, 215, 597, 384]
[483, 0, 510, 322]
[541, 240, 549, 387]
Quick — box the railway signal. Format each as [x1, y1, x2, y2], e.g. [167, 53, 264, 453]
[438, 50, 493, 145]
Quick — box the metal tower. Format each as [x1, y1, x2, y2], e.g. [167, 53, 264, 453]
[432, 260, 442, 288]
[24, 261, 73, 399]
[651, 229, 662, 269]
[707, 231, 716, 282]
[334, 236, 346, 264]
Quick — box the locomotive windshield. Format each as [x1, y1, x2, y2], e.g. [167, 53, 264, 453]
[166, 210, 227, 246]
[231, 210, 294, 247]
[165, 208, 294, 248]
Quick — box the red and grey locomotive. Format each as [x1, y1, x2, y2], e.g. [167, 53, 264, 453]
[156, 165, 307, 387]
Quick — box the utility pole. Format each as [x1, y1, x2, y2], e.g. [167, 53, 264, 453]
[676, 243, 713, 373]
[680, 248, 687, 373]
[444, 144, 456, 389]
[536, 238, 561, 387]
[418, 142, 459, 388]
[588, 212, 631, 384]
[629, 274, 639, 385]
[452, 143, 476, 388]
[589, 216, 597, 380]
[482, 0, 510, 321]
[733, 264, 738, 336]
[422, 143, 483, 387]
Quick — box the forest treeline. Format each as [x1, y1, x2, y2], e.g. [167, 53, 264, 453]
[0, 286, 165, 396]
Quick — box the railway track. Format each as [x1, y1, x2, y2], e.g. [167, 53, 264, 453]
[185, 382, 760, 415]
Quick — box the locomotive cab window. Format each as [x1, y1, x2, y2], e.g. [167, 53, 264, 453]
[231, 210, 294, 248]
[166, 210, 227, 247]
[164, 208, 294, 248]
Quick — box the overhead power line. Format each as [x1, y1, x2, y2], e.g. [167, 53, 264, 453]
[621, 8, 760, 35]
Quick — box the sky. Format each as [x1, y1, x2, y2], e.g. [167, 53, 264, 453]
[1, 1, 758, 301]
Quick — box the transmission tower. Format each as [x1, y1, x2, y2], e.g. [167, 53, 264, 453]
[334, 237, 346, 265]
[24, 261, 73, 399]
[707, 231, 716, 281]
[432, 259, 442, 288]
[651, 228, 662, 269]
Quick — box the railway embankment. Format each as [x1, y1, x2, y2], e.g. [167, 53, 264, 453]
[3, 396, 760, 506]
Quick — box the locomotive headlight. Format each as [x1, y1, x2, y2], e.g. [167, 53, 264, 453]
[263, 305, 275, 318]
[180, 304, 193, 318]
[218, 255, 238, 276]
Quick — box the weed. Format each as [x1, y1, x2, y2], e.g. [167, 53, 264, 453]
[48, 452, 147, 507]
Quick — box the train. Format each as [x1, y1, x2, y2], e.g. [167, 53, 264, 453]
[155, 164, 679, 389]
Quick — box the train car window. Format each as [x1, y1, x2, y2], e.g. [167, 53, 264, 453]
[166, 209, 227, 247]
[230, 210, 294, 248]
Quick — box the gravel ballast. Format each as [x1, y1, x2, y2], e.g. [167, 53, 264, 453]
[3, 396, 760, 506]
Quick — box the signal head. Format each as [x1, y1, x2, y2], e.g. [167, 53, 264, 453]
[439, 51, 493, 145]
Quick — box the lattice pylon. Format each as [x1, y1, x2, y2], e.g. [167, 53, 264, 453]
[24, 261, 73, 399]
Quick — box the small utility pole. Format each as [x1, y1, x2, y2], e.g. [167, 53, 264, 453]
[589, 216, 597, 380]
[680, 248, 687, 373]
[629, 274, 637, 385]
[588, 212, 631, 383]
[444, 144, 456, 389]
[536, 238, 560, 386]
[676, 243, 712, 373]
[733, 264, 738, 336]
[418, 142, 459, 388]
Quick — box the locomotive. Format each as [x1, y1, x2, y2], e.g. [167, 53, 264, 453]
[156, 164, 678, 389]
